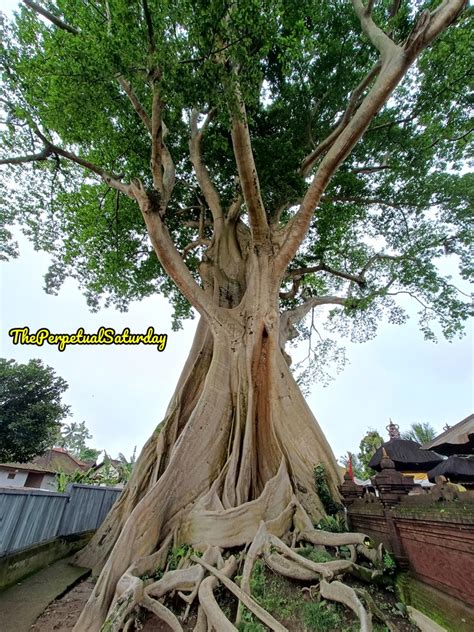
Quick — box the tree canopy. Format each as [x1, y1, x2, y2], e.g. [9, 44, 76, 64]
[0, 357, 70, 462]
[0, 1, 472, 371]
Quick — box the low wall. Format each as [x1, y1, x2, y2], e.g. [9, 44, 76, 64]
[347, 495, 474, 630]
[397, 574, 474, 632]
[0, 531, 93, 590]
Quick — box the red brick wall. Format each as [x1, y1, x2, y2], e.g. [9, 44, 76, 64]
[348, 502, 474, 607]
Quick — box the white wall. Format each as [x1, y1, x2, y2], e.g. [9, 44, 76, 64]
[41, 474, 57, 491]
[0, 469, 28, 487]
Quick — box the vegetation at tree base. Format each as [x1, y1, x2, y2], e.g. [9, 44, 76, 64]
[314, 463, 344, 515]
[0, 357, 70, 462]
[400, 421, 437, 444]
[0, 0, 471, 629]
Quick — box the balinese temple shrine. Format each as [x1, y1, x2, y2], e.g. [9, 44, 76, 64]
[422, 414, 474, 488]
[368, 420, 443, 483]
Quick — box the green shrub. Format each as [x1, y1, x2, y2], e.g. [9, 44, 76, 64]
[316, 514, 347, 533]
[314, 464, 344, 516]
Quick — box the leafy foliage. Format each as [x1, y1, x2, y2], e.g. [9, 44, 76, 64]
[0, 357, 69, 462]
[358, 429, 385, 479]
[314, 463, 344, 516]
[400, 422, 437, 445]
[57, 420, 100, 462]
[0, 1, 471, 370]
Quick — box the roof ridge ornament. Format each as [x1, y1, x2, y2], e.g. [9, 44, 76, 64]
[387, 418, 400, 439]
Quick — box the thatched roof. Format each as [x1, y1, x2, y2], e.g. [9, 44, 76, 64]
[0, 448, 91, 476]
[427, 455, 474, 483]
[422, 414, 474, 456]
[368, 438, 443, 472]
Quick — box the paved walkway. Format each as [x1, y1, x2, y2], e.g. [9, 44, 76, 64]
[0, 556, 89, 632]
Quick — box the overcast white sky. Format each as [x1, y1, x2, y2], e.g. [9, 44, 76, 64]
[1, 1, 473, 464]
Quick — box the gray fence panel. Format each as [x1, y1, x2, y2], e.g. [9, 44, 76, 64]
[59, 484, 121, 536]
[0, 492, 28, 554]
[96, 488, 121, 527]
[7, 494, 68, 552]
[0, 485, 121, 555]
[0, 489, 69, 555]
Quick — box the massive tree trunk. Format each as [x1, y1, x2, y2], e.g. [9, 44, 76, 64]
[73, 220, 343, 631]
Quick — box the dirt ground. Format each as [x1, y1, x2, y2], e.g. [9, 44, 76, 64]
[30, 579, 185, 631]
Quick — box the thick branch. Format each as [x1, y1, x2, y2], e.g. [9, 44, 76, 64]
[189, 109, 223, 227]
[130, 180, 217, 320]
[116, 76, 152, 133]
[142, 0, 155, 53]
[149, 83, 175, 207]
[300, 62, 381, 177]
[274, 0, 466, 279]
[351, 0, 399, 60]
[230, 86, 268, 245]
[151, 86, 164, 193]
[22, 0, 80, 35]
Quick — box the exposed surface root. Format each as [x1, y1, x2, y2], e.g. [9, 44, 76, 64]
[84, 511, 386, 632]
[354, 587, 402, 632]
[320, 578, 373, 632]
[197, 556, 238, 631]
[192, 555, 288, 632]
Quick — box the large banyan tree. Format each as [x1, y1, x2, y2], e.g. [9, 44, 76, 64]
[1, 1, 472, 629]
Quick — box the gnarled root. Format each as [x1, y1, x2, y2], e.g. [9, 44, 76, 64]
[320, 578, 373, 632]
[91, 512, 384, 632]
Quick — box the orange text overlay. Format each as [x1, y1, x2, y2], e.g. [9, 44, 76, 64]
[8, 326, 168, 352]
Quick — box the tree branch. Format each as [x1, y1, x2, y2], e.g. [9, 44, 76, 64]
[280, 296, 347, 347]
[230, 80, 268, 245]
[142, 0, 155, 53]
[351, 0, 400, 60]
[130, 180, 218, 320]
[116, 76, 152, 133]
[287, 264, 366, 287]
[189, 109, 224, 227]
[274, 0, 466, 280]
[0, 146, 53, 165]
[149, 80, 175, 207]
[300, 61, 381, 177]
[1, 128, 132, 197]
[22, 0, 80, 35]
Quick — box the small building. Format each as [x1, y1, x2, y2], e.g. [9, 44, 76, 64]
[422, 413, 474, 456]
[0, 447, 91, 491]
[368, 421, 443, 481]
[423, 414, 474, 488]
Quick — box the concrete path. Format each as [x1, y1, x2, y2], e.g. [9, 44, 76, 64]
[0, 556, 89, 632]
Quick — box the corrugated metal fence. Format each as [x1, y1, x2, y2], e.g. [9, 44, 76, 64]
[0, 484, 121, 556]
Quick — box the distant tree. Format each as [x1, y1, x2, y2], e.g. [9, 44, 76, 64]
[358, 429, 385, 478]
[401, 422, 437, 445]
[0, 358, 70, 462]
[58, 420, 100, 462]
[339, 452, 365, 480]
[79, 446, 102, 463]
[116, 447, 137, 482]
